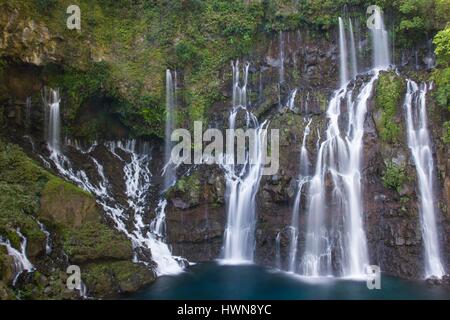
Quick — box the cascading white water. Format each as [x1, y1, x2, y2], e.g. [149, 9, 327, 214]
[222, 61, 267, 263]
[288, 118, 312, 273]
[300, 11, 391, 277]
[372, 10, 390, 69]
[40, 83, 184, 275]
[404, 80, 445, 278]
[164, 69, 177, 190]
[42, 94, 184, 277]
[0, 229, 34, 285]
[338, 17, 349, 86]
[37, 221, 52, 255]
[301, 71, 379, 277]
[287, 89, 298, 111]
[348, 18, 358, 79]
[45, 88, 61, 152]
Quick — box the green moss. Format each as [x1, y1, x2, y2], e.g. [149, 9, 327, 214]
[375, 72, 406, 144]
[432, 67, 450, 110]
[382, 161, 407, 193]
[42, 177, 91, 199]
[443, 121, 450, 144]
[172, 174, 201, 194]
[62, 222, 132, 264]
[83, 260, 154, 298]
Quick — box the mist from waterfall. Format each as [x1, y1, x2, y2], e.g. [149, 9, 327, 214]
[404, 80, 445, 278]
[164, 69, 177, 190]
[222, 61, 267, 263]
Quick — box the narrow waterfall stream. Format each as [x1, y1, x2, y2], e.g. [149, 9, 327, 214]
[338, 17, 349, 87]
[348, 18, 358, 79]
[288, 118, 312, 273]
[41, 89, 184, 276]
[222, 61, 267, 263]
[404, 80, 445, 278]
[164, 69, 177, 190]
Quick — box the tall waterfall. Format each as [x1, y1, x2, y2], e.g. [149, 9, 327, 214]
[288, 118, 312, 272]
[222, 61, 267, 263]
[339, 17, 359, 86]
[404, 80, 445, 278]
[301, 71, 379, 277]
[300, 12, 391, 277]
[45, 88, 61, 152]
[338, 17, 349, 87]
[164, 69, 177, 190]
[371, 9, 390, 69]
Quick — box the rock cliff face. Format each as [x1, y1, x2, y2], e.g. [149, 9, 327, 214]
[0, 2, 449, 300]
[164, 31, 449, 280]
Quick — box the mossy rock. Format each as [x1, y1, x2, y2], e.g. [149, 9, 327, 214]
[14, 270, 79, 300]
[39, 178, 100, 229]
[83, 261, 155, 298]
[167, 174, 202, 209]
[374, 72, 406, 144]
[382, 160, 408, 194]
[62, 223, 133, 264]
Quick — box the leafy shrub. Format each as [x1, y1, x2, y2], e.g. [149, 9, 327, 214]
[382, 161, 407, 193]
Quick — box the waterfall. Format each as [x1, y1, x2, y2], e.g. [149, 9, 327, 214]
[287, 89, 298, 111]
[404, 80, 445, 278]
[45, 137, 184, 275]
[275, 232, 281, 269]
[0, 229, 34, 285]
[299, 12, 391, 277]
[301, 71, 380, 277]
[338, 17, 349, 87]
[222, 61, 267, 263]
[349, 18, 358, 79]
[37, 221, 52, 255]
[44, 88, 61, 152]
[164, 69, 177, 190]
[371, 10, 390, 69]
[288, 118, 312, 273]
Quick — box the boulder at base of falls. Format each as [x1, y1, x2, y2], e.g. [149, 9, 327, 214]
[82, 261, 155, 298]
[38, 179, 101, 228]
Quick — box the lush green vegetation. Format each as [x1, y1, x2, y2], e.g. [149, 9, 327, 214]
[375, 72, 406, 144]
[432, 25, 450, 144]
[382, 160, 408, 193]
[2, 0, 447, 139]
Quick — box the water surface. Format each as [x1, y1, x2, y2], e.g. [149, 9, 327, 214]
[129, 262, 450, 300]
